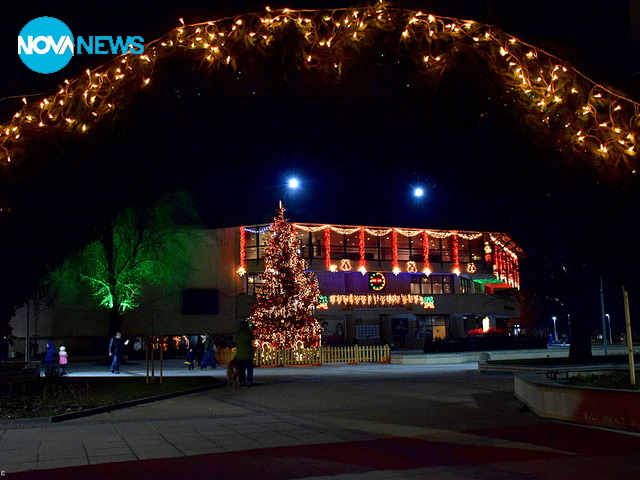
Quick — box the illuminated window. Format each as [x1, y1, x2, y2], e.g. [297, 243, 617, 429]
[245, 273, 263, 295]
[410, 275, 453, 294]
[460, 277, 471, 294]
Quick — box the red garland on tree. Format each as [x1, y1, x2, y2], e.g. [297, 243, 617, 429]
[248, 203, 322, 349]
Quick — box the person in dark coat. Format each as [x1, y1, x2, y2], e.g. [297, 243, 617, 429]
[200, 333, 217, 370]
[185, 347, 195, 371]
[43, 341, 56, 376]
[195, 335, 205, 367]
[108, 332, 123, 374]
[234, 321, 254, 386]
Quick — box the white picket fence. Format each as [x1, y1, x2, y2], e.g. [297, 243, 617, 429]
[216, 345, 390, 367]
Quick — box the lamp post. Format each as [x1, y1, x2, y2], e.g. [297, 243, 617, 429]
[606, 313, 612, 343]
[552, 316, 558, 343]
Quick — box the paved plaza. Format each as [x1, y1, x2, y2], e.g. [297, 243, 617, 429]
[1, 360, 639, 479]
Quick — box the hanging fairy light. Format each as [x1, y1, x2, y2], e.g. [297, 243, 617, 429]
[0, 3, 636, 180]
[328, 293, 435, 309]
[358, 227, 366, 274]
[422, 230, 431, 275]
[392, 229, 399, 275]
[324, 225, 331, 271]
[452, 233, 461, 276]
[237, 226, 246, 276]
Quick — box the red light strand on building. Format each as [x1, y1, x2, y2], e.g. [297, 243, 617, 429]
[324, 226, 331, 270]
[452, 233, 461, 275]
[238, 226, 246, 275]
[422, 230, 431, 274]
[392, 229, 399, 270]
[359, 227, 366, 270]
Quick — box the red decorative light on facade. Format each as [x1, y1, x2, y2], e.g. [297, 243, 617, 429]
[237, 226, 246, 276]
[452, 233, 461, 275]
[484, 242, 492, 263]
[392, 229, 399, 274]
[359, 227, 366, 273]
[324, 226, 331, 271]
[422, 230, 431, 275]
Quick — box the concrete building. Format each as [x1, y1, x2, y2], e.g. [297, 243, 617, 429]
[9, 222, 522, 357]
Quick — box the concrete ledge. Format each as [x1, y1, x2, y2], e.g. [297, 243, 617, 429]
[391, 345, 634, 365]
[514, 370, 640, 433]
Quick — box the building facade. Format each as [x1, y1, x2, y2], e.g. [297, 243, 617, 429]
[239, 223, 521, 349]
[9, 222, 521, 356]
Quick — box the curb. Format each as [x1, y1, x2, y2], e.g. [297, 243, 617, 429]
[50, 381, 223, 423]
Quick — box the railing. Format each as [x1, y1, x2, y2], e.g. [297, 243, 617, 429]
[216, 345, 390, 367]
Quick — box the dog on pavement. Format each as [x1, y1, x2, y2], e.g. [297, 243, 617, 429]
[226, 358, 241, 387]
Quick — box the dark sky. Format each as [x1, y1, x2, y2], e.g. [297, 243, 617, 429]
[1, 0, 636, 229]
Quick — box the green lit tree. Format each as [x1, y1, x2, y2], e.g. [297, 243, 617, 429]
[52, 191, 199, 336]
[248, 203, 321, 349]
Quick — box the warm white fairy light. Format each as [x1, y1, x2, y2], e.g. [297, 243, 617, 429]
[0, 4, 636, 176]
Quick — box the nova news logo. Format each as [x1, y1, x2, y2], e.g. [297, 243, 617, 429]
[18, 16, 144, 74]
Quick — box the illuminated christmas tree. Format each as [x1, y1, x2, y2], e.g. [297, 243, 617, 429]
[248, 203, 321, 349]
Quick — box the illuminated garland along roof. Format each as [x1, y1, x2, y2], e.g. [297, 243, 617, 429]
[1, 3, 638, 175]
[245, 223, 522, 258]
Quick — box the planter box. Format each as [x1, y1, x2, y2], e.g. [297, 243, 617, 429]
[515, 369, 640, 432]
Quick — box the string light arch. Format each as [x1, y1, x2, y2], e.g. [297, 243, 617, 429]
[0, 3, 638, 178]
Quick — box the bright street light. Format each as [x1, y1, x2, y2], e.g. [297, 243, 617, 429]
[288, 178, 299, 189]
[552, 316, 558, 343]
[413, 187, 424, 197]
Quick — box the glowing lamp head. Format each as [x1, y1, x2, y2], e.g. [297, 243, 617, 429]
[413, 187, 424, 197]
[288, 178, 299, 189]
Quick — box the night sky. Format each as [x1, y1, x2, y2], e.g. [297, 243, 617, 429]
[1, 1, 636, 227]
[1, 1, 638, 335]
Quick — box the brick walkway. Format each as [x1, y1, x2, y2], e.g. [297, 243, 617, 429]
[1, 361, 639, 479]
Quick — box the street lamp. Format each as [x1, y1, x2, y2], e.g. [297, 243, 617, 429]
[413, 187, 424, 197]
[288, 177, 299, 189]
[606, 313, 612, 343]
[552, 316, 558, 343]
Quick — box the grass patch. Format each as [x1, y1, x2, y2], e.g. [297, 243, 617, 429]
[0, 375, 219, 420]
[566, 371, 639, 391]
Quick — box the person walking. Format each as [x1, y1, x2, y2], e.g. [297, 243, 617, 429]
[185, 347, 195, 371]
[43, 341, 56, 377]
[234, 321, 254, 386]
[108, 332, 123, 374]
[195, 335, 205, 367]
[58, 346, 68, 375]
[200, 333, 217, 370]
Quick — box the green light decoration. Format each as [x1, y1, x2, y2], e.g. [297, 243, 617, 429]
[423, 295, 435, 309]
[0, 3, 638, 179]
[52, 191, 198, 335]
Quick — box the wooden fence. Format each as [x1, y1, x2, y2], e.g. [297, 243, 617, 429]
[216, 345, 390, 367]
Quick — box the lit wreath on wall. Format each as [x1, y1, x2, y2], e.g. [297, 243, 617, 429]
[369, 272, 386, 291]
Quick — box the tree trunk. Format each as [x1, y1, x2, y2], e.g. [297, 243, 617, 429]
[567, 274, 596, 362]
[108, 308, 123, 338]
[568, 314, 593, 362]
